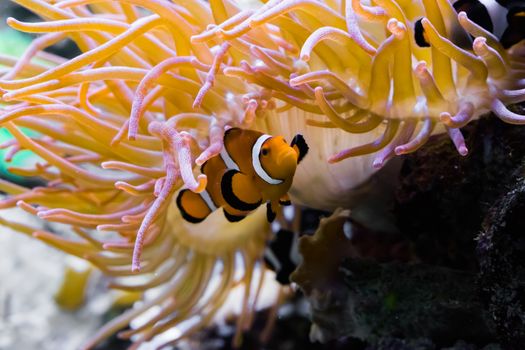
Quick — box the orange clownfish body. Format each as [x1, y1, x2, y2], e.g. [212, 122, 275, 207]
[176, 128, 308, 223]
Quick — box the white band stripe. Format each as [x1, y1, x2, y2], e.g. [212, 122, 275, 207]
[252, 135, 283, 185]
[479, 0, 506, 38]
[199, 189, 217, 212]
[220, 146, 239, 171]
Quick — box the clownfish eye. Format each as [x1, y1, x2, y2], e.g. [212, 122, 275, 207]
[261, 148, 269, 156]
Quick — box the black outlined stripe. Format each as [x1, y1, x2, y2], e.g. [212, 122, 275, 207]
[176, 190, 205, 224]
[221, 169, 262, 211]
[223, 208, 246, 222]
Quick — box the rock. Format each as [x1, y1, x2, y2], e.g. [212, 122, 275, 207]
[337, 260, 496, 345]
[477, 180, 525, 349]
[395, 116, 525, 270]
[292, 115, 525, 348]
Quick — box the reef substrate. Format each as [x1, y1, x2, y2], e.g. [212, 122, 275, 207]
[290, 113, 525, 350]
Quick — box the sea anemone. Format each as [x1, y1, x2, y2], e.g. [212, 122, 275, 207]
[197, 0, 525, 166]
[0, 0, 281, 348]
[1, 0, 524, 348]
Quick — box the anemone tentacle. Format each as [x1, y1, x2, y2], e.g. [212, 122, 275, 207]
[199, 0, 525, 163]
[0, 0, 278, 347]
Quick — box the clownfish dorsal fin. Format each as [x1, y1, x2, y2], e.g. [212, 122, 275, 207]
[221, 169, 262, 211]
[220, 127, 242, 171]
[291, 134, 309, 163]
[219, 143, 240, 173]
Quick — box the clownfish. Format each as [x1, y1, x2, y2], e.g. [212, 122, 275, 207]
[414, 0, 525, 49]
[176, 128, 308, 223]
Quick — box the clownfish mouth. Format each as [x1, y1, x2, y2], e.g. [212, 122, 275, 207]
[276, 148, 299, 167]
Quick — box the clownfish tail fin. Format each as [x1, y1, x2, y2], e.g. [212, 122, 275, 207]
[176, 189, 214, 223]
[266, 202, 277, 222]
[291, 134, 309, 163]
[223, 208, 246, 222]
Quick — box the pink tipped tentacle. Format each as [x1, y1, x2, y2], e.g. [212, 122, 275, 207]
[440, 102, 475, 128]
[132, 146, 179, 272]
[373, 120, 416, 168]
[491, 98, 525, 124]
[148, 121, 207, 193]
[473, 37, 507, 79]
[395, 118, 436, 155]
[195, 118, 224, 166]
[446, 127, 468, 156]
[127, 57, 205, 140]
[193, 42, 231, 109]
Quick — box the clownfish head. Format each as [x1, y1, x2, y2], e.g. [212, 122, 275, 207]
[252, 134, 308, 187]
[259, 136, 298, 182]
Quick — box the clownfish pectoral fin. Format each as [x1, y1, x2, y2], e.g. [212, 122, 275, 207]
[221, 169, 262, 211]
[223, 208, 246, 222]
[176, 189, 214, 223]
[266, 202, 277, 222]
[279, 194, 292, 206]
[290, 134, 309, 163]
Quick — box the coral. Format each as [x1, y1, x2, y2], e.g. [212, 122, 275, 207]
[291, 208, 411, 294]
[291, 208, 353, 295]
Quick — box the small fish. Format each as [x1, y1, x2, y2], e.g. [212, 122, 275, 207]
[176, 128, 308, 223]
[414, 0, 525, 49]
